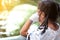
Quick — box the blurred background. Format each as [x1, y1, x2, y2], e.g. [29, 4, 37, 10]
[0, 0, 60, 40]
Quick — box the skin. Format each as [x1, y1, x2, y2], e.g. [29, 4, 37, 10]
[20, 10, 59, 37]
[20, 20, 32, 37]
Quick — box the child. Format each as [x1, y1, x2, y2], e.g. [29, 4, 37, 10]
[20, 1, 60, 40]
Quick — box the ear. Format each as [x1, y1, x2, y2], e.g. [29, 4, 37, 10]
[41, 12, 45, 18]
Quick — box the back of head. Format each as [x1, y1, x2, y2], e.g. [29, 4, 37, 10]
[38, 1, 58, 22]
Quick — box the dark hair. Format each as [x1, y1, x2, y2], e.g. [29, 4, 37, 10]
[38, 1, 58, 34]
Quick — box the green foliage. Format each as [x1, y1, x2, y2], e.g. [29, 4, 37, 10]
[55, 0, 60, 3]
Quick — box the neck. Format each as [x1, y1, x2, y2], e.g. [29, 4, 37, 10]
[48, 20, 59, 31]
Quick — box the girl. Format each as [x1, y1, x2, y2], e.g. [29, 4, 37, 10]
[20, 1, 60, 40]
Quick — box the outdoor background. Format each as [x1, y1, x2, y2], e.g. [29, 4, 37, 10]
[0, 0, 60, 39]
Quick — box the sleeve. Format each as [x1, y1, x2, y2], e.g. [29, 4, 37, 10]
[29, 12, 39, 23]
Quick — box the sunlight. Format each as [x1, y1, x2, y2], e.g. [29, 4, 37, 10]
[0, 0, 19, 12]
[0, 0, 37, 38]
[5, 4, 37, 34]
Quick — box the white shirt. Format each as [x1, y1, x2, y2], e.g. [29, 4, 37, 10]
[29, 24, 60, 40]
[28, 13, 60, 40]
[29, 12, 39, 23]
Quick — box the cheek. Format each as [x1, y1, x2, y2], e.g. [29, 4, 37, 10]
[39, 14, 45, 21]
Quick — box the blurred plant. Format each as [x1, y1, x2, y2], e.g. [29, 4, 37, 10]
[55, 0, 60, 3]
[5, 4, 37, 36]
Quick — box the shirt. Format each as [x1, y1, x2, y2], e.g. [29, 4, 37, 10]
[29, 12, 39, 23]
[29, 24, 60, 40]
[28, 12, 60, 40]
